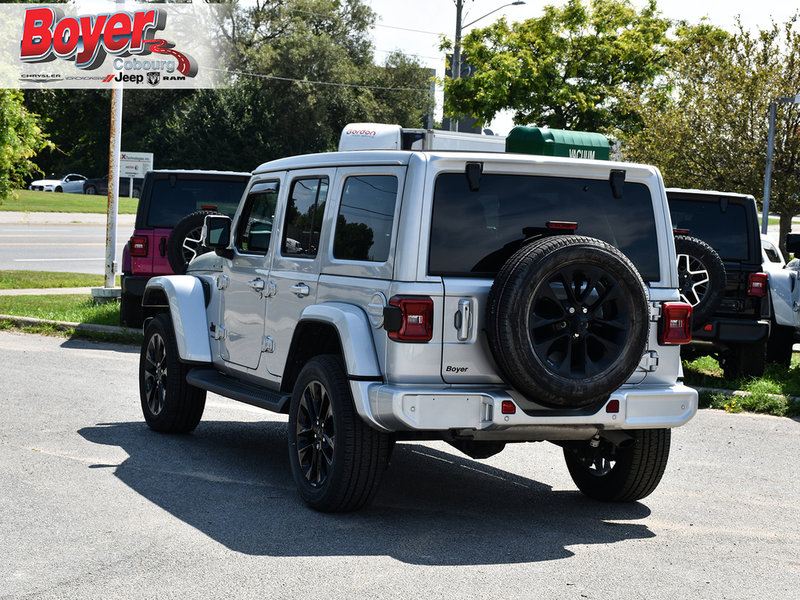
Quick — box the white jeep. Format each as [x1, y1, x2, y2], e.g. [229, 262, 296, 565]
[138, 124, 697, 512]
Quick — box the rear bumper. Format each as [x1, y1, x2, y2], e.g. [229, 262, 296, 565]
[693, 317, 769, 343]
[121, 274, 151, 298]
[351, 381, 698, 436]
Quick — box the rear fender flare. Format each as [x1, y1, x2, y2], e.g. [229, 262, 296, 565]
[298, 303, 384, 428]
[298, 303, 382, 379]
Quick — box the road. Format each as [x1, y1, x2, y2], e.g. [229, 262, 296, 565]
[0, 330, 797, 599]
[0, 214, 134, 274]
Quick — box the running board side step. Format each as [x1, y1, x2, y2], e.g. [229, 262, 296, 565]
[186, 368, 289, 413]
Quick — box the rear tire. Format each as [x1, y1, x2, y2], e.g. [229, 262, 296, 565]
[139, 313, 206, 433]
[85, 185, 96, 195]
[563, 429, 671, 502]
[120, 289, 144, 329]
[766, 323, 795, 368]
[721, 341, 766, 380]
[288, 355, 389, 512]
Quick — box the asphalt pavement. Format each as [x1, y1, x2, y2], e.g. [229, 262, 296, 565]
[0, 331, 797, 599]
[0, 212, 135, 275]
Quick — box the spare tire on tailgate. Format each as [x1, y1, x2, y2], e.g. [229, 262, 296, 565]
[486, 235, 649, 409]
[167, 210, 221, 275]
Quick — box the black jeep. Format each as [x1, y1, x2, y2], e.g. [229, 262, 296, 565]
[666, 189, 770, 378]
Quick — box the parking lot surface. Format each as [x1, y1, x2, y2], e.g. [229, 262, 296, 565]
[0, 331, 797, 599]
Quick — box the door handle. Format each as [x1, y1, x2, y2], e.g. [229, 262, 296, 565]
[290, 283, 310, 298]
[248, 278, 266, 296]
[455, 298, 473, 341]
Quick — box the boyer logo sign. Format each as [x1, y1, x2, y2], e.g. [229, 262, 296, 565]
[15, 3, 208, 88]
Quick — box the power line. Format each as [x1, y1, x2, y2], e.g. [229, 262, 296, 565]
[204, 67, 429, 92]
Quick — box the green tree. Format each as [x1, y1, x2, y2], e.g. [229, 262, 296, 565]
[0, 90, 52, 202]
[622, 17, 800, 250]
[133, 0, 432, 169]
[442, 0, 672, 131]
[20, 0, 431, 176]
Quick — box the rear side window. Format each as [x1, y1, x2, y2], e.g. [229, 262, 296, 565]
[668, 199, 748, 261]
[429, 173, 660, 281]
[282, 177, 328, 258]
[235, 181, 279, 255]
[146, 178, 247, 227]
[333, 175, 398, 262]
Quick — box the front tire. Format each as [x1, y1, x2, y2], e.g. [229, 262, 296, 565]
[563, 429, 671, 502]
[288, 355, 389, 512]
[139, 313, 206, 433]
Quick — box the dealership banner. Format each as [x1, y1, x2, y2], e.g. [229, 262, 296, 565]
[0, 2, 231, 89]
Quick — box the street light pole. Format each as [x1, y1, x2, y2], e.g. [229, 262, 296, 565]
[448, 0, 525, 132]
[761, 94, 800, 235]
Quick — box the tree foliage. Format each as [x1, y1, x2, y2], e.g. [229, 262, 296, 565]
[622, 16, 800, 248]
[442, 0, 672, 131]
[0, 90, 51, 202]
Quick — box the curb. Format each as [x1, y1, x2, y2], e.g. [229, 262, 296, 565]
[0, 313, 141, 337]
[692, 385, 800, 406]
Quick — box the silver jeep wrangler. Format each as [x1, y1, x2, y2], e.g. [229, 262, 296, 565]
[138, 125, 697, 512]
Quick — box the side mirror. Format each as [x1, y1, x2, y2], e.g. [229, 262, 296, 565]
[202, 215, 234, 259]
[786, 233, 800, 255]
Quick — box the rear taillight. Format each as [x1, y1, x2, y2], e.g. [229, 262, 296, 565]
[747, 272, 768, 297]
[129, 235, 148, 257]
[386, 296, 434, 342]
[660, 302, 692, 344]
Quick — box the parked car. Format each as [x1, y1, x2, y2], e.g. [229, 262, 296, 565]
[83, 174, 144, 198]
[761, 233, 800, 366]
[137, 123, 697, 512]
[120, 169, 250, 328]
[28, 173, 87, 193]
[666, 189, 770, 379]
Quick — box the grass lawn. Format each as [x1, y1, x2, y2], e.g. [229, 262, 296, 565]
[0, 294, 121, 326]
[0, 189, 138, 214]
[0, 270, 119, 289]
[683, 355, 800, 417]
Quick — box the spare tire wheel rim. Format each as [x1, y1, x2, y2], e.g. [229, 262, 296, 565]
[676, 252, 710, 307]
[181, 225, 204, 263]
[527, 263, 632, 379]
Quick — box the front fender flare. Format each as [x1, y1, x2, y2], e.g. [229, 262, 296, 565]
[143, 276, 211, 363]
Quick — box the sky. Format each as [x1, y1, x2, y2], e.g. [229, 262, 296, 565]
[365, 0, 800, 133]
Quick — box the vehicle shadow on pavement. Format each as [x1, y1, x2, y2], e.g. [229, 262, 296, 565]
[61, 337, 140, 355]
[79, 420, 654, 566]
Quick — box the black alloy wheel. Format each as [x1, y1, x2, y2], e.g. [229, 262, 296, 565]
[142, 329, 168, 417]
[528, 263, 633, 380]
[295, 379, 336, 488]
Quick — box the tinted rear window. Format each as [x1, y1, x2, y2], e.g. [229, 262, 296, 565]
[668, 198, 748, 261]
[146, 178, 248, 228]
[429, 173, 660, 281]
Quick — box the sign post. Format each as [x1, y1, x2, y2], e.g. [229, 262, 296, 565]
[120, 151, 153, 198]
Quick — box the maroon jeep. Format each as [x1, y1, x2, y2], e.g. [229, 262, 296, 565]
[121, 170, 250, 327]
